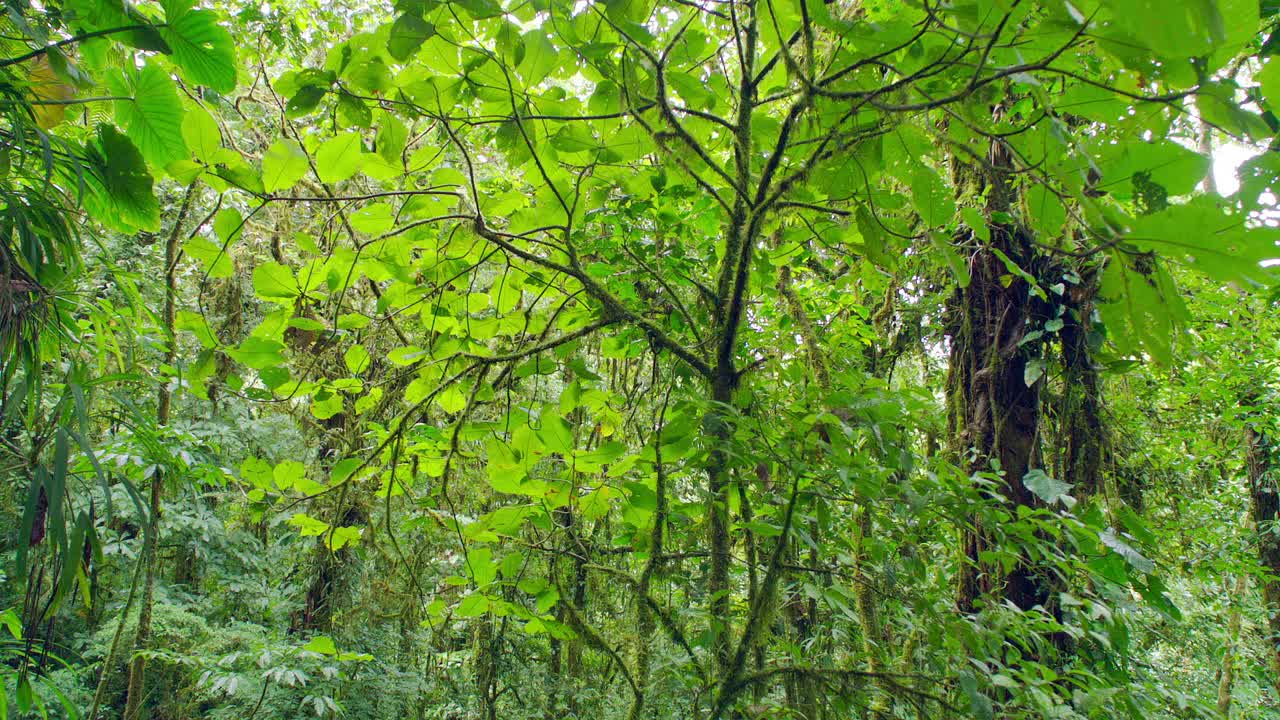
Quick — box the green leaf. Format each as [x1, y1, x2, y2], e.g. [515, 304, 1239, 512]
[1024, 469, 1072, 505]
[468, 547, 497, 587]
[535, 588, 559, 614]
[958, 672, 993, 720]
[262, 139, 310, 193]
[117, 63, 187, 169]
[1260, 58, 1280, 111]
[184, 237, 233, 278]
[240, 457, 274, 488]
[538, 415, 574, 454]
[456, 0, 503, 18]
[1024, 184, 1065, 238]
[492, 275, 521, 314]
[486, 438, 525, 493]
[0, 608, 21, 640]
[456, 593, 490, 617]
[316, 133, 363, 184]
[335, 90, 371, 128]
[84, 124, 160, 232]
[311, 390, 344, 419]
[961, 207, 990, 243]
[1098, 0, 1224, 62]
[1099, 528, 1155, 574]
[668, 70, 715, 111]
[344, 345, 371, 374]
[389, 14, 436, 61]
[1023, 357, 1045, 387]
[303, 635, 337, 654]
[274, 459, 307, 490]
[287, 85, 327, 117]
[910, 166, 955, 227]
[1127, 196, 1279, 285]
[16, 674, 32, 714]
[227, 337, 286, 369]
[161, 0, 237, 93]
[182, 105, 221, 162]
[518, 30, 558, 86]
[290, 514, 329, 537]
[326, 526, 362, 551]
[350, 203, 394, 234]
[377, 112, 408, 163]
[928, 231, 969, 288]
[253, 262, 300, 301]
[214, 207, 244, 246]
[437, 386, 468, 413]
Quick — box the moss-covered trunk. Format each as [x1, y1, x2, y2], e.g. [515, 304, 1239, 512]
[946, 142, 1050, 612]
[1246, 422, 1280, 689]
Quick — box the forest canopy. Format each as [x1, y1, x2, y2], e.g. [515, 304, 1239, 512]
[3, 0, 1280, 717]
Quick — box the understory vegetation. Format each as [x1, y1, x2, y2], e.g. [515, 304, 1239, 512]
[3, 0, 1280, 717]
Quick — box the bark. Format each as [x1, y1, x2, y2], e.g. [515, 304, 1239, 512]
[546, 502, 588, 716]
[947, 143, 1050, 613]
[706, 372, 736, 675]
[852, 506, 888, 718]
[295, 499, 365, 632]
[1217, 576, 1246, 717]
[1058, 269, 1107, 496]
[628, 410, 667, 720]
[475, 613, 498, 720]
[776, 263, 823, 720]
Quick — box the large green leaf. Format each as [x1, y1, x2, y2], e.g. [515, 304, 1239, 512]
[262, 139, 310, 193]
[388, 14, 436, 61]
[518, 30, 558, 86]
[227, 337, 286, 369]
[161, 0, 237, 93]
[1125, 197, 1280, 284]
[253, 262, 301, 301]
[117, 64, 188, 168]
[184, 237, 234, 278]
[182, 104, 221, 163]
[910, 166, 955, 228]
[1099, 0, 1225, 61]
[1260, 58, 1280, 113]
[316, 133, 363, 184]
[83, 124, 160, 232]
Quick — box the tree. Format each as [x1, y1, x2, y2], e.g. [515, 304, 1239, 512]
[3, 0, 1280, 718]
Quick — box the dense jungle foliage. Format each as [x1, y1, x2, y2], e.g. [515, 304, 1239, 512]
[3, 0, 1280, 717]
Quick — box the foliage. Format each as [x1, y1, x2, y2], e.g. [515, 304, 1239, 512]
[1, 0, 1280, 718]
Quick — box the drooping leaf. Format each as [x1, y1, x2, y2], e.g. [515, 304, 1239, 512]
[1024, 469, 1072, 505]
[1099, 528, 1155, 574]
[84, 124, 160, 232]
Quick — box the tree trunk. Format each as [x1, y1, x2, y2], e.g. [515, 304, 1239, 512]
[122, 185, 195, 720]
[628, 418, 667, 720]
[947, 143, 1050, 613]
[1246, 422, 1280, 688]
[1058, 268, 1106, 496]
[706, 370, 735, 675]
[1217, 576, 1246, 716]
[475, 613, 498, 720]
